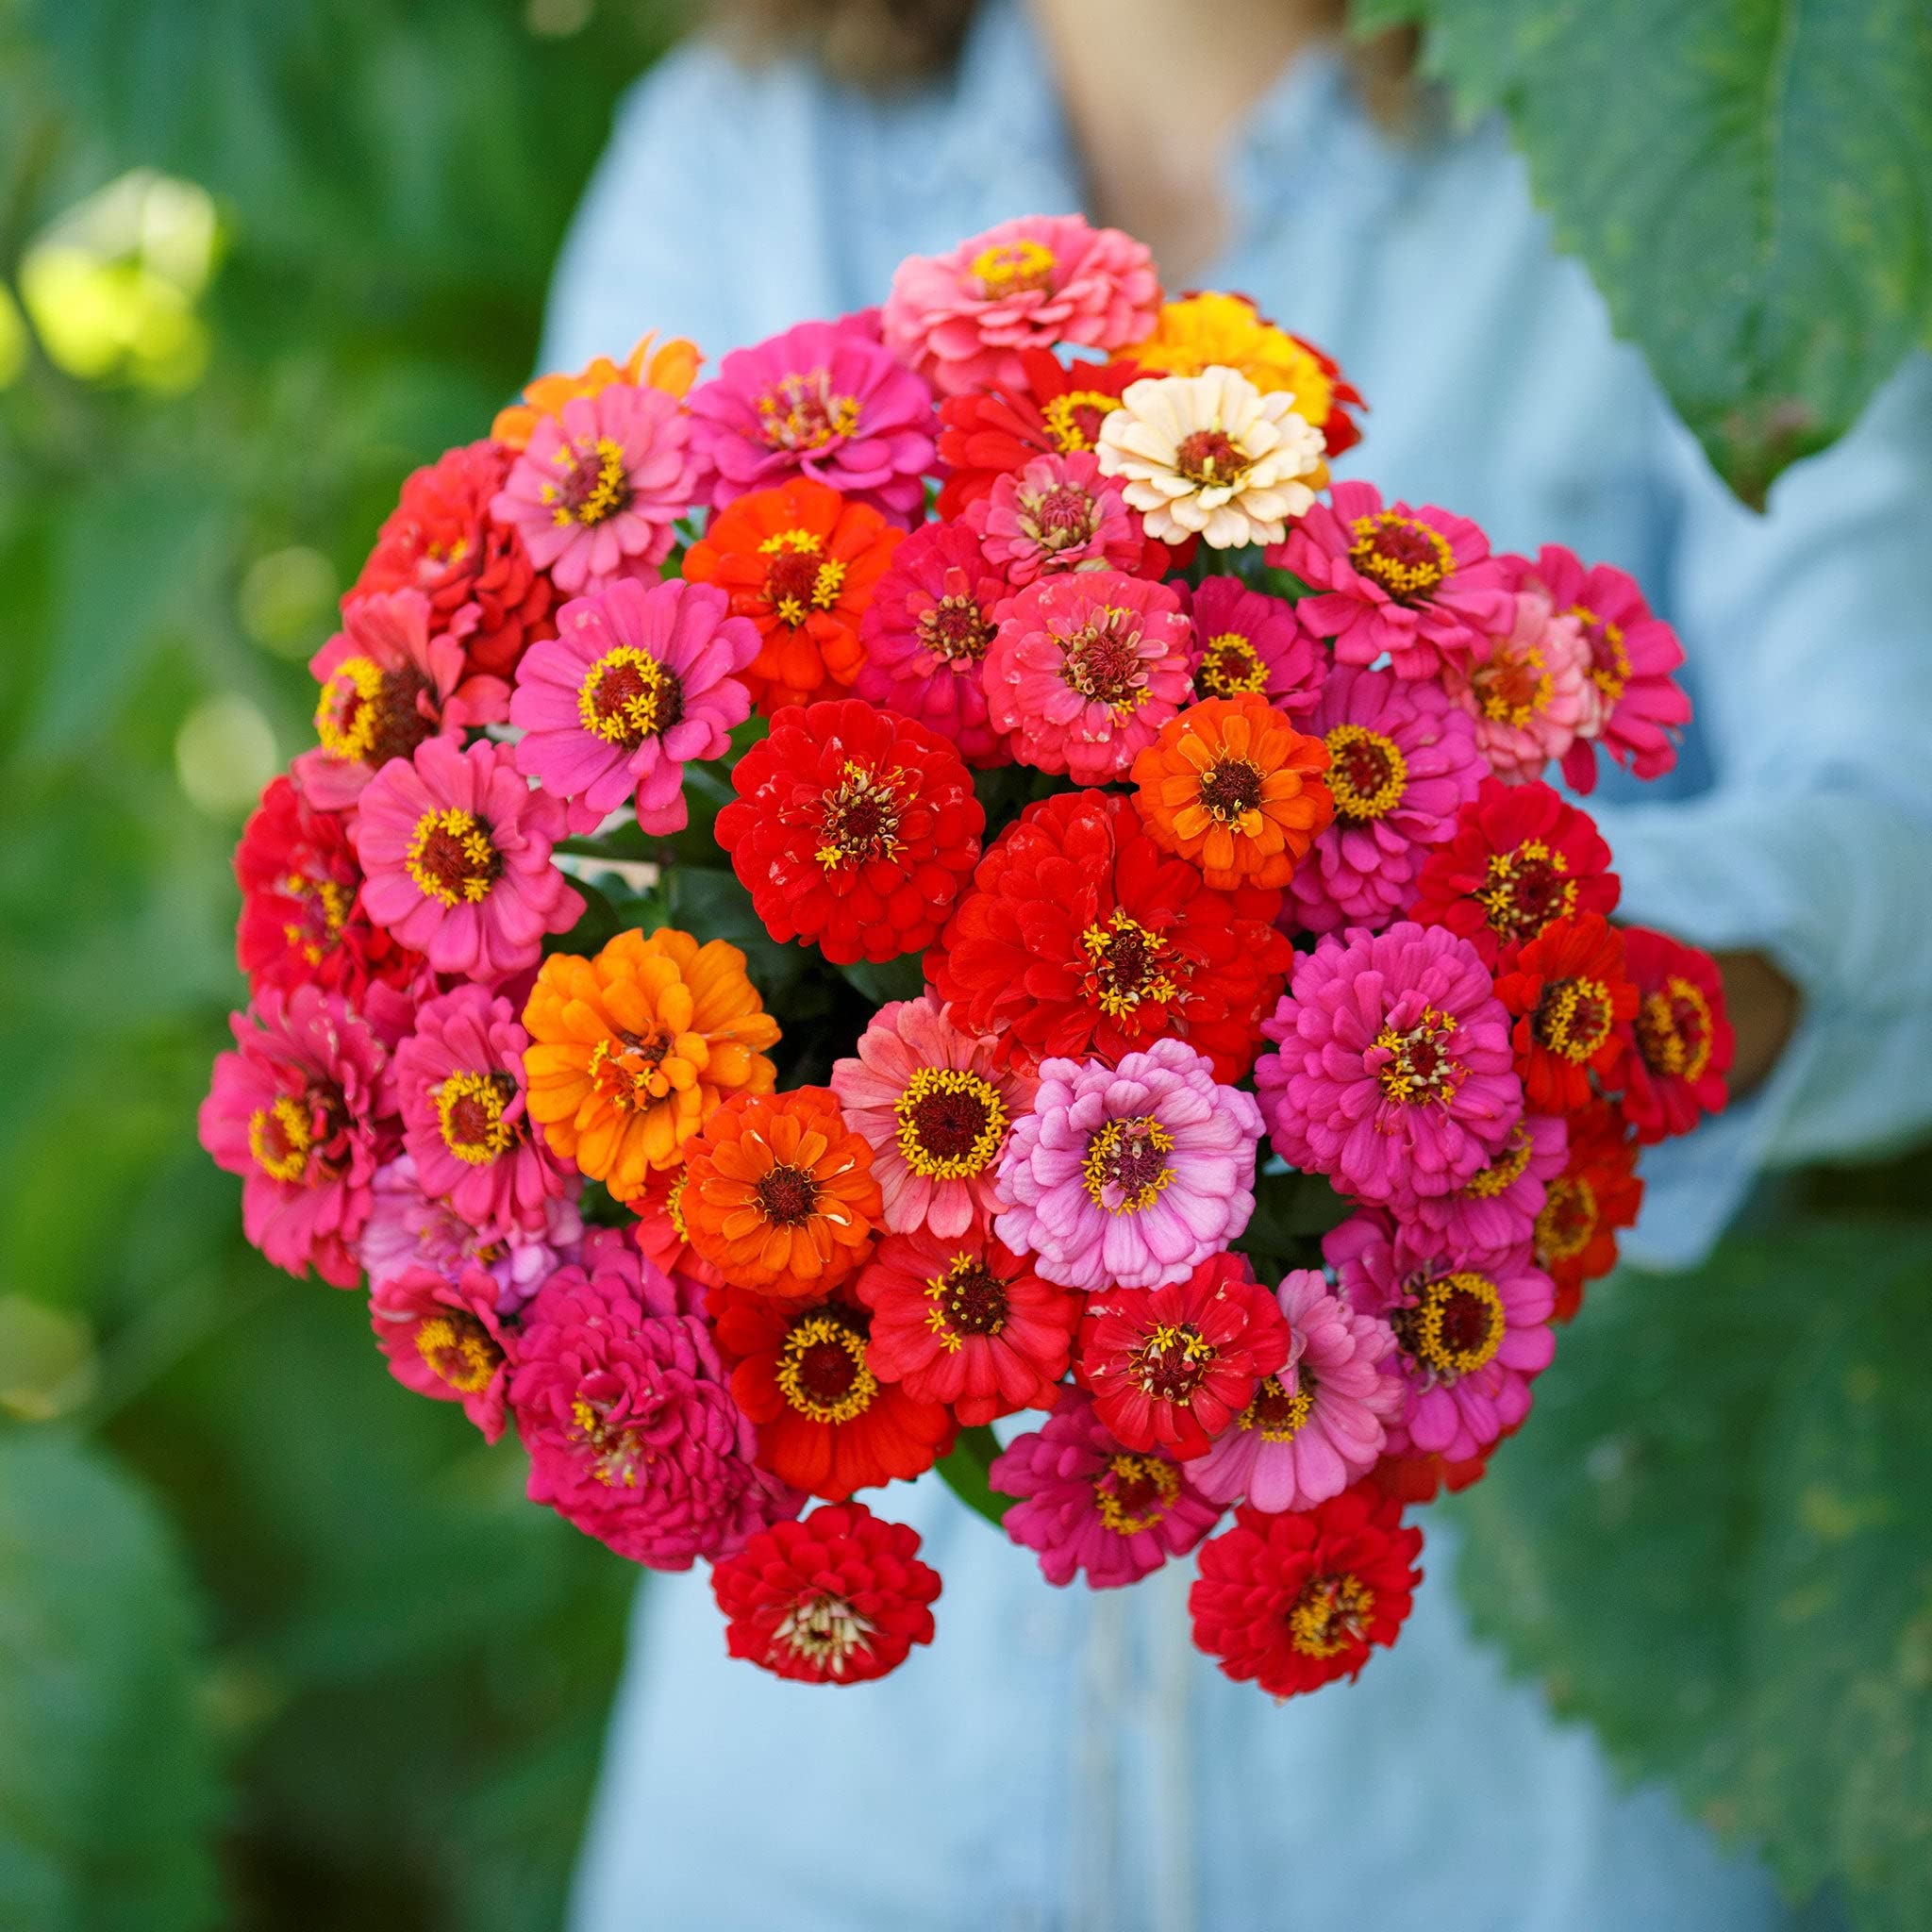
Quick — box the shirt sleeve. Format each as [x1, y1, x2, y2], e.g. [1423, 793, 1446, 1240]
[1588, 355, 1932, 1267]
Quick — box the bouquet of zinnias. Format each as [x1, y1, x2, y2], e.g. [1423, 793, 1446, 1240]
[200, 215, 1732, 1698]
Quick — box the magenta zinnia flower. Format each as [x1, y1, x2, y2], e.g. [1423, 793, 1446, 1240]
[1182, 575, 1325, 716]
[1256, 923, 1523, 1208]
[990, 1385, 1220, 1589]
[1405, 1110, 1568, 1258]
[369, 1260, 514, 1441]
[1287, 662, 1486, 933]
[491, 381, 699, 595]
[688, 318, 938, 525]
[993, 1037, 1261, 1293]
[1191, 1268, 1405, 1514]
[964, 449, 1141, 585]
[510, 576, 758, 835]
[353, 735, 584, 984]
[1325, 1208, 1557, 1463]
[1443, 584, 1592, 783]
[984, 569, 1192, 786]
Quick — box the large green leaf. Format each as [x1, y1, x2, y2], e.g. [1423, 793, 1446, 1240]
[1446, 1222, 1932, 1928]
[1355, 0, 1932, 504]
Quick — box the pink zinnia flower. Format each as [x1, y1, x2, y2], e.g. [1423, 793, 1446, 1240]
[198, 983, 402, 1288]
[1270, 480, 1513, 679]
[1256, 923, 1523, 1208]
[687, 318, 938, 525]
[984, 569, 1192, 786]
[1287, 662, 1486, 933]
[829, 992, 1036, 1240]
[964, 449, 1141, 584]
[490, 381, 699, 595]
[1444, 586, 1592, 782]
[510, 576, 758, 836]
[1325, 1209, 1557, 1463]
[993, 1038, 1261, 1293]
[369, 1260, 514, 1441]
[855, 519, 1011, 766]
[991, 1385, 1221, 1589]
[295, 589, 507, 811]
[1191, 1269, 1405, 1514]
[353, 736, 584, 984]
[510, 1241, 799, 1569]
[882, 213, 1161, 398]
[1406, 1111, 1568, 1257]
[1182, 576, 1325, 716]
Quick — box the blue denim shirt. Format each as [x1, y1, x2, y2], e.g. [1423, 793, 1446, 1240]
[545, 8, 1929, 1926]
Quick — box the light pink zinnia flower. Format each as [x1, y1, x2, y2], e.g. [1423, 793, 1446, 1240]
[830, 992, 1036, 1240]
[1325, 1208, 1557, 1463]
[353, 735, 584, 984]
[1255, 922, 1523, 1208]
[983, 569, 1192, 785]
[882, 214, 1161, 398]
[510, 576, 758, 835]
[991, 1385, 1221, 1589]
[1288, 662, 1486, 933]
[687, 318, 938, 525]
[964, 449, 1141, 585]
[1191, 1268, 1404, 1514]
[490, 381, 699, 595]
[370, 1260, 514, 1442]
[295, 589, 506, 811]
[993, 1037, 1261, 1293]
[1406, 1111, 1568, 1258]
[1182, 575, 1325, 716]
[1444, 586, 1592, 782]
[1270, 479, 1514, 679]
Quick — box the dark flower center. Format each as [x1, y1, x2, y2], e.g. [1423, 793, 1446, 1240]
[406, 808, 501, 908]
[918, 592, 995, 664]
[933, 1257, 1008, 1338]
[1478, 841, 1574, 943]
[1533, 975, 1615, 1062]
[1173, 427, 1250, 488]
[1348, 512, 1453, 601]
[1127, 1320, 1216, 1404]
[1060, 608, 1148, 710]
[755, 1163, 819, 1226]
[1198, 757, 1263, 822]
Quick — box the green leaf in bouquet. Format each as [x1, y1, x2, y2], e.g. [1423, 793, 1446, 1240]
[935, 1424, 1012, 1530]
[1239, 1165, 1354, 1277]
[664, 865, 808, 1003]
[838, 953, 928, 1008]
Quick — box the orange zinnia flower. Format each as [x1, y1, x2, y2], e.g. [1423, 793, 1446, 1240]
[681, 478, 903, 712]
[683, 1087, 883, 1299]
[491, 330, 701, 449]
[521, 927, 779, 1204]
[1130, 694, 1335, 891]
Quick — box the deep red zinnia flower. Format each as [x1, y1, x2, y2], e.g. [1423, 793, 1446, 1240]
[925, 789, 1291, 1082]
[711, 1500, 941, 1684]
[1535, 1098, 1643, 1320]
[1370, 1438, 1504, 1506]
[1493, 912, 1638, 1113]
[716, 699, 985, 965]
[1189, 1485, 1423, 1699]
[1615, 927, 1734, 1143]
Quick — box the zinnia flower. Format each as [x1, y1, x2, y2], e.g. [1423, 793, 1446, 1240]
[829, 992, 1034, 1239]
[510, 575, 758, 835]
[353, 735, 584, 983]
[681, 1088, 882, 1298]
[1182, 575, 1325, 714]
[1255, 922, 1523, 1208]
[1191, 1270, 1405, 1514]
[492, 331, 701, 449]
[1272, 480, 1513, 679]
[630, 1161, 717, 1289]
[882, 214, 1160, 397]
[1493, 912, 1638, 1114]
[1130, 693, 1334, 891]
[964, 448, 1141, 583]
[688, 318, 938, 524]
[1405, 1112, 1570, 1260]
[983, 569, 1192, 786]
[715, 699, 984, 965]
[1442, 583, 1592, 781]
[681, 477, 904, 710]
[857, 1225, 1080, 1425]
[369, 1260, 513, 1441]
[198, 984, 401, 1287]
[1189, 1486, 1422, 1698]
[926, 788, 1291, 1082]
[991, 1385, 1220, 1589]
[1535, 1100, 1643, 1320]
[711, 1500, 941, 1684]
[1616, 927, 1734, 1142]
[491, 381, 699, 594]
[1286, 662, 1487, 934]
[993, 1039, 1262, 1294]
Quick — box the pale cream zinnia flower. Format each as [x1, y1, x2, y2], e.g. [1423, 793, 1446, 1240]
[1096, 366, 1325, 549]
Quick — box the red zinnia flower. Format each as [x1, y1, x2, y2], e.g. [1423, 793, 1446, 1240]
[1077, 1254, 1291, 1460]
[1189, 1486, 1423, 1699]
[926, 789, 1291, 1082]
[1407, 777, 1620, 969]
[1616, 928, 1734, 1143]
[711, 1500, 941, 1684]
[1493, 912, 1638, 1113]
[1370, 1437, 1505, 1506]
[716, 699, 985, 965]
[1535, 1099, 1643, 1320]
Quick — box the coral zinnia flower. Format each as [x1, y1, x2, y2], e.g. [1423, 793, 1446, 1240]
[682, 1088, 883, 1298]
[1182, 575, 1325, 715]
[927, 789, 1291, 1082]
[1131, 694, 1334, 891]
[630, 1160, 718, 1288]
[964, 448, 1142, 584]
[1535, 1099, 1643, 1320]
[491, 330, 701, 449]
[1493, 912, 1638, 1114]
[716, 699, 985, 965]
[857, 1225, 1080, 1425]
[369, 1260, 514, 1442]
[1190, 1486, 1422, 1698]
[681, 476, 903, 710]
[1443, 583, 1592, 782]
[713, 1286, 957, 1499]
[522, 926, 780, 1202]
[1616, 927, 1734, 1143]
[711, 1500, 941, 1684]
